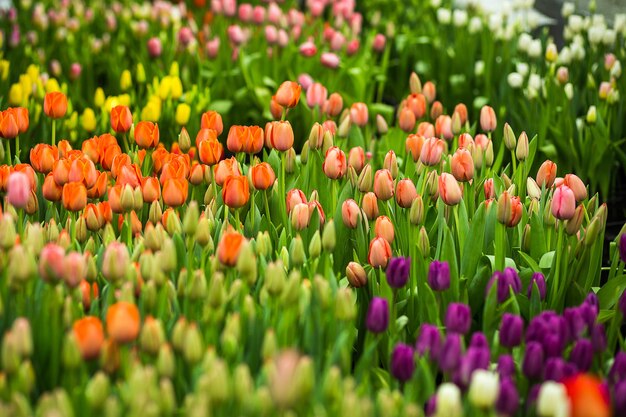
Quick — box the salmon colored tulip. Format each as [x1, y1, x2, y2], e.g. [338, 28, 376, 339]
[405, 134, 425, 163]
[79, 280, 99, 311]
[373, 169, 394, 201]
[286, 189, 307, 214]
[198, 138, 223, 167]
[406, 93, 426, 119]
[563, 174, 587, 202]
[451, 148, 474, 182]
[139, 177, 160, 203]
[420, 138, 446, 167]
[323, 146, 347, 179]
[417, 122, 435, 138]
[398, 106, 416, 132]
[265, 120, 295, 151]
[134, 121, 159, 148]
[107, 184, 124, 214]
[57, 140, 73, 158]
[308, 200, 326, 226]
[484, 178, 495, 200]
[342, 199, 361, 229]
[214, 157, 241, 186]
[479, 105, 497, 132]
[496, 191, 523, 227]
[84, 203, 104, 231]
[73, 317, 105, 360]
[30, 144, 59, 174]
[438, 173, 462, 206]
[270, 95, 284, 120]
[43, 91, 68, 119]
[87, 171, 108, 199]
[324, 93, 343, 117]
[348, 147, 365, 174]
[430, 101, 443, 120]
[222, 175, 250, 208]
[69, 157, 99, 188]
[9, 107, 29, 134]
[563, 374, 610, 417]
[396, 178, 418, 208]
[200, 110, 224, 135]
[62, 182, 87, 212]
[275, 81, 301, 108]
[551, 185, 576, 220]
[435, 115, 453, 140]
[536, 160, 557, 188]
[189, 162, 205, 186]
[110, 105, 133, 133]
[362, 192, 379, 220]
[217, 228, 246, 266]
[115, 164, 141, 188]
[106, 302, 140, 344]
[383, 151, 398, 179]
[454, 103, 468, 125]
[43, 173, 63, 201]
[374, 216, 395, 243]
[368, 236, 392, 268]
[458, 133, 474, 149]
[290, 202, 311, 230]
[227, 125, 264, 154]
[250, 162, 276, 190]
[162, 178, 189, 207]
[350, 102, 369, 127]
[0, 109, 19, 138]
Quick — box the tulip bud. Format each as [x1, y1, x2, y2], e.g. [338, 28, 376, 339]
[140, 317, 165, 356]
[183, 323, 203, 365]
[207, 271, 225, 309]
[376, 114, 388, 135]
[468, 370, 499, 408]
[148, 200, 162, 225]
[183, 201, 200, 236]
[358, 164, 373, 192]
[503, 123, 516, 150]
[0, 214, 16, 250]
[565, 205, 584, 235]
[62, 331, 82, 370]
[366, 297, 389, 333]
[516, 131, 529, 161]
[409, 195, 424, 225]
[436, 383, 462, 417]
[586, 105, 597, 124]
[86, 372, 110, 410]
[418, 227, 430, 257]
[346, 262, 367, 288]
[265, 261, 286, 297]
[262, 330, 278, 362]
[322, 220, 336, 252]
[309, 231, 321, 259]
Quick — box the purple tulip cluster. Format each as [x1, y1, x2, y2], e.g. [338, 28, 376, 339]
[610, 352, 626, 415]
[487, 267, 522, 303]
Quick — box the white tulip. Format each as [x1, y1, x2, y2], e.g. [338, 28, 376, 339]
[453, 10, 468, 27]
[469, 16, 482, 34]
[436, 383, 462, 417]
[615, 14, 626, 35]
[588, 26, 604, 45]
[603, 29, 616, 45]
[516, 62, 530, 77]
[507, 73, 524, 89]
[518, 33, 532, 53]
[561, 2, 575, 17]
[537, 382, 569, 417]
[564, 83, 574, 100]
[431, 0, 442, 8]
[528, 74, 542, 92]
[437, 8, 451, 25]
[611, 61, 622, 79]
[474, 61, 485, 77]
[558, 47, 572, 65]
[468, 370, 499, 408]
[528, 39, 542, 58]
[568, 15, 584, 33]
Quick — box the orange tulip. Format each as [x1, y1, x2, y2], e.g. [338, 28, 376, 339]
[374, 216, 395, 243]
[110, 105, 133, 133]
[189, 162, 206, 186]
[43, 92, 68, 119]
[0, 109, 18, 139]
[106, 302, 141, 344]
[134, 121, 159, 148]
[270, 95, 284, 119]
[222, 175, 250, 208]
[101, 144, 122, 171]
[479, 105, 497, 132]
[62, 182, 87, 212]
[162, 178, 188, 207]
[0, 165, 10, 192]
[226, 125, 248, 153]
[563, 174, 587, 202]
[563, 374, 610, 417]
[217, 228, 246, 266]
[420, 137, 445, 166]
[214, 157, 241, 186]
[116, 164, 141, 188]
[342, 199, 361, 229]
[265, 121, 294, 152]
[69, 157, 99, 188]
[454, 103, 468, 125]
[323, 146, 347, 179]
[536, 160, 557, 188]
[438, 173, 462, 206]
[405, 134, 424, 163]
[57, 139, 73, 158]
[195, 127, 218, 147]
[430, 101, 443, 120]
[250, 162, 276, 190]
[350, 102, 369, 127]
[200, 110, 224, 135]
[368, 236, 392, 268]
[275, 81, 301, 108]
[43, 173, 63, 201]
[324, 93, 343, 117]
[398, 106, 416, 132]
[140, 177, 160, 203]
[87, 171, 108, 199]
[6, 108, 29, 134]
[151, 147, 171, 174]
[79, 280, 99, 311]
[348, 146, 365, 174]
[242, 125, 264, 154]
[73, 317, 105, 360]
[451, 148, 474, 182]
[405, 93, 426, 119]
[84, 203, 104, 231]
[107, 184, 123, 213]
[435, 115, 453, 140]
[361, 192, 379, 220]
[373, 169, 394, 201]
[396, 178, 418, 208]
[30, 144, 59, 174]
[198, 136, 223, 166]
[82, 137, 100, 163]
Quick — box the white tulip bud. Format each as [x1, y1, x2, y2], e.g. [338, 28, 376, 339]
[435, 383, 462, 417]
[468, 370, 499, 408]
[537, 382, 570, 417]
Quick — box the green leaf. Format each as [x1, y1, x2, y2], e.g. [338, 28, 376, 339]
[597, 274, 626, 310]
[539, 251, 555, 270]
[208, 100, 233, 114]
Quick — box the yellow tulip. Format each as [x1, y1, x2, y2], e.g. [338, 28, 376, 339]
[0, 60, 10, 81]
[175, 103, 191, 125]
[26, 65, 39, 85]
[119, 94, 131, 107]
[158, 76, 172, 100]
[65, 111, 78, 130]
[8, 84, 23, 106]
[141, 103, 161, 122]
[170, 77, 183, 100]
[170, 62, 179, 77]
[136, 63, 146, 83]
[45, 78, 61, 93]
[94, 88, 105, 108]
[19, 75, 32, 99]
[120, 70, 132, 91]
[82, 108, 97, 132]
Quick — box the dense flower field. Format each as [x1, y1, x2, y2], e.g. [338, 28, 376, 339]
[1, 0, 626, 416]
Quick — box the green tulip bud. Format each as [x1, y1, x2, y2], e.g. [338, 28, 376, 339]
[234, 364, 254, 404]
[12, 318, 32, 358]
[178, 127, 191, 153]
[157, 344, 176, 379]
[290, 235, 306, 267]
[140, 317, 165, 356]
[149, 201, 163, 225]
[313, 276, 331, 308]
[171, 318, 188, 352]
[0, 215, 16, 250]
[322, 220, 336, 252]
[158, 238, 177, 274]
[281, 271, 301, 307]
[159, 378, 176, 415]
[8, 246, 36, 286]
[195, 218, 212, 247]
[308, 231, 321, 259]
[86, 372, 110, 410]
[503, 122, 516, 151]
[24, 223, 44, 255]
[189, 269, 208, 301]
[133, 187, 143, 211]
[62, 331, 81, 370]
[262, 329, 278, 362]
[104, 396, 121, 417]
[265, 261, 286, 297]
[2, 331, 19, 374]
[208, 271, 225, 309]
[409, 195, 424, 225]
[516, 131, 529, 161]
[323, 366, 343, 404]
[183, 323, 204, 365]
[102, 223, 116, 246]
[301, 141, 309, 165]
[220, 313, 241, 360]
[120, 184, 135, 213]
[141, 280, 158, 312]
[236, 243, 257, 285]
[358, 164, 373, 193]
[183, 201, 200, 236]
[418, 227, 430, 257]
[335, 288, 356, 321]
[584, 216, 602, 247]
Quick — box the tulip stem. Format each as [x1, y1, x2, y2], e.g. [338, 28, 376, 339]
[235, 209, 241, 232]
[264, 191, 271, 223]
[224, 205, 229, 230]
[495, 222, 506, 271]
[125, 212, 132, 247]
[51, 119, 56, 146]
[250, 191, 256, 232]
[280, 151, 287, 230]
[551, 222, 565, 308]
[14, 135, 20, 163]
[4, 140, 11, 165]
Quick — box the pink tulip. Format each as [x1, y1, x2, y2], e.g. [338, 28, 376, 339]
[299, 40, 317, 57]
[7, 172, 30, 209]
[206, 37, 220, 59]
[267, 2, 282, 24]
[419, 137, 445, 166]
[551, 185, 576, 220]
[438, 173, 463, 206]
[373, 34, 386, 52]
[265, 25, 278, 44]
[321, 52, 340, 69]
[238, 4, 253, 22]
[228, 25, 246, 46]
[39, 243, 66, 283]
[346, 39, 360, 56]
[252, 6, 265, 24]
[147, 37, 162, 58]
[223, 0, 237, 17]
[307, 83, 328, 108]
[178, 27, 194, 47]
[480, 105, 497, 132]
[350, 103, 368, 127]
[298, 74, 314, 91]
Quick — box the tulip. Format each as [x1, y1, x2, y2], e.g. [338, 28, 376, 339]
[396, 178, 417, 208]
[199, 111, 224, 135]
[383, 150, 398, 179]
[480, 105, 497, 132]
[214, 158, 240, 186]
[373, 169, 394, 201]
[217, 229, 245, 267]
[346, 262, 367, 288]
[435, 115, 453, 140]
[350, 103, 368, 127]
[468, 370, 499, 408]
[63, 252, 87, 289]
[323, 146, 347, 179]
[320, 52, 340, 68]
[563, 174, 587, 201]
[374, 216, 395, 243]
[451, 148, 474, 182]
[290, 203, 310, 231]
[198, 137, 223, 167]
[348, 146, 365, 174]
[110, 105, 132, 133]
[250, 162, 276, 191]
[522, 341, 545, 379]
[420, 137, 445, 166]
[265, 121, 294, 151]
[286, 189, 307, 214]
[537, 160, 557, 187]
[69, 158, 98, 188]
[0, 109, 18, 139]
[73, 317, 104, 360]
[147, 37, 162, 57]
[43, 92, 68, 119]
[500, 313, 524, 348]
[341, 199, 360, 229]
[436, 383, 462, 417]
[497, 191, 523, 227]
[7, 171, 30, 209]
[222, 175, 250, 208]
[386, 257, 410, 288]
[62, 182, 87, 212]
[106, 302, 140, 344]
[406, 93, 427, 119]
[368, 236, 392, 268]
[390, 344, 415, 382]
[415, 324, 441, 360]
[39, 243, 65, 283]
[366, 297, 389, 333]
[398, 106, 416, 132]
[439, 333, 462, 372]
[361, 192, 379, 220]
[551, 185, 576, 220]
[438, 173, 462, 206]
[275, 81, 301, 108]
[162, 178, 188, 207]
[306, 83, 327, 108]
[134, 121, 159, 148]
[428, 260, 450, 291]
[430, 101, 443, 120]
[324, 93, 343, 117]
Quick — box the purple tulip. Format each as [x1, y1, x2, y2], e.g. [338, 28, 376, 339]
[591, 323, 607, 352]
[499, 313, 523, 348]
[495, 378, 520, 416]
[564, 307, 587, 340]
[424, 395, 437, 417]
[579, 301, 598, 327]
[526, 312, 568, 357]
[487, 269, 520, 303]
[526, 272, 547, 300]
[438, 333, 462, 373]
[470, 332, 488, 349]
[386, 257, 410, 288]
[504, 267, 522, 292]
[497, 354, 516, 379]
[366, 297, 389, 333]
[545, 357, 575, 382]
[390, 343, 415, 382]
[609, 352, 626, 384]
[544, 333, 566, 358]
[619, 233, 626, 263]
[428, 260, 450, 291]
[522, 341, 544, 379]
[445, 303, 471, 334]
[585, 292, 599, 313]
[416, 324, 441, 359]
[456, 346, 490, 388]
[569, 339, 593, 371]
[614, 380, 626, 416]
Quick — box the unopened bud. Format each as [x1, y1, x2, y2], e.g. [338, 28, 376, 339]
[62, 331, 82, 370]
[183, 323, 204, 365]
[376, 115, 388, 134]
[522, 224, 532, 253]
[208, 272, 226, 308]
[358, 164, 373, 192]
[140, 317, 165, 356]
[149, 201, 162, 225]
[418, 227, 430, 257]
[86, 372, 110, 410]
[409, 195, 424, 225]
[236, 243, 257, 285]
[290, 235, 305, 266]
[183, 201, 200, 235]
[503, 123, 516, 151]
[265, 261, 286, 297]
[410, 72, 422, 94]
[338, 115, 351, 137]
[178, 127, 191, 153]
[566, 205, 584, 235]
[157, 344, 175, 378]
[301, 141, 309, 165]
[0, 215, 16, 250]
[516, 131, 529, 161]
[309, 231, 321, 258]
[527, 177, 541, 200]
[262, 329, 278, 362]
[586, 106, 597, 124]
[335, 288, 356, 321]
[171, 318, 187, 352]
[322, 220, 336, 252]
